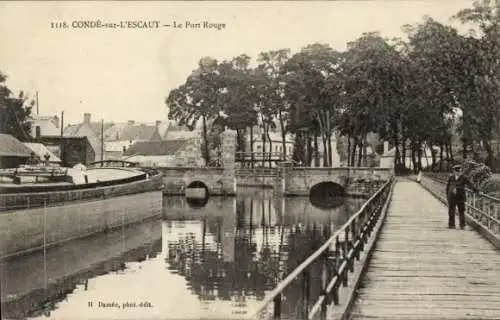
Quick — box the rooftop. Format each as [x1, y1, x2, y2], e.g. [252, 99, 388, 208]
[0, 134, 33, 157]
[123, 139, 190, 156]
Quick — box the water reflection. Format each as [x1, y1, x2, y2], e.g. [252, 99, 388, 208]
[162, 190, 364, 319]
[1, 191, 364, 320]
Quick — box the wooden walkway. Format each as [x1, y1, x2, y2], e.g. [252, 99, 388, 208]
[349, 180, 500, 320]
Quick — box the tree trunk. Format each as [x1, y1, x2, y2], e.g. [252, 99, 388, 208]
[483, 140, 494, 168]
[327, 134, 333, 167]
[307, 134, 313, 167]
[322, 135, 328, 167]
[417, 141, 423, 172]
[267, 131, 273, 168]
[314, 134, 320, 167]
[357, 140, 363, 167]
[250, 126, 254, 169]
[262, 131, 266, 168]
[423, 142, 430, 169]
[401, 138, 407, 170]
[430, 143, 436, 171]
[445, 142, 450, 164]
[411, 142, 417, 172]
[439, 143, 444, 171]
[448, 137, 454, 164]
[279, 110, 287, 161]
[347, 135, 352, 166]
[363, 134, 368, 167]
[350, 137, 358, 167]
[202, 116, 210, 166]
[393, 121, 400, 170]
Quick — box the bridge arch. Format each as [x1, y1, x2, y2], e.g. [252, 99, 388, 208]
[309, 181, 346, 209]
[310, 181, 345, 198]
[185, 180, 210, 208]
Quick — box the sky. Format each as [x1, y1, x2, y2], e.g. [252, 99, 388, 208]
[0, 0, 475, 125]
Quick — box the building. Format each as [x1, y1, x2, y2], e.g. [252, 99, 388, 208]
[122, 139, 203, 167]
[102, 120, 166, 160]
[163, 122, 200, 140]
[63, 113, 106, 162]
[0, 134, 32, 168]
[33, 136, 95, 167]
[27, 115, 60, 138]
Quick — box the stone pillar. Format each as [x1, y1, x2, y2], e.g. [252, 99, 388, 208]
[221, 130, 237, 194]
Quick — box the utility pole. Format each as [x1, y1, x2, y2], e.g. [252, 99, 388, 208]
[36, 91, 39, 115]
[60, 111, 64, 165]
[101, 119, 104, 166]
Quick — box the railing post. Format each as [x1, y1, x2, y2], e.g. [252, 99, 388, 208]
[273, 293, 281, 319]
[352, 219, 359, 261]
[342, 230, 349, 286]
[302, 270, 310, 319]
[320, 253, 328, 319]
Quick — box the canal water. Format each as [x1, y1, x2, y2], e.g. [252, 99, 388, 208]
[0, 189, 365, 320]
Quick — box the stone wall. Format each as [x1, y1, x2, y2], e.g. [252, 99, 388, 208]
[158, 167, 235, 195]
[0, 191, 163, 259]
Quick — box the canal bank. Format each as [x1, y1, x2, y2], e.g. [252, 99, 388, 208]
[0, 191, 163, 259]
[2, 192, 368, 320]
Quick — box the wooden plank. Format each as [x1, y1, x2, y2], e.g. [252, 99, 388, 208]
[349, 180, 500, 320]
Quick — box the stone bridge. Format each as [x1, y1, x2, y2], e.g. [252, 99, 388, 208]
[280, 167, 393, 196]
[156, 166, 393, 197]
[156, 167, 235, 196]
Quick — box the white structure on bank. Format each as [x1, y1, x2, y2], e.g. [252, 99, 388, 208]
[379, 141, 435, 169]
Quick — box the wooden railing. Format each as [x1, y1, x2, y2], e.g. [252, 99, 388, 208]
[248, 176, 394, 320]
[423, 173, 500, 237]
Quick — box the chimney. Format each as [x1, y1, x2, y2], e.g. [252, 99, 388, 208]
[83, 113, 91, 124]
[128, 120, 135, 126]
[35, 126, 41, 138]
[156, 120, 161, 127]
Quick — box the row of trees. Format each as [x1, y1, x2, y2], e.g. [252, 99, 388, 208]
[0, 72, 34, 141]
[166, 0, 500, 172]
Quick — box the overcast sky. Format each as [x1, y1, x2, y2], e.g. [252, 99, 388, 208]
[0, 0, 474, 124]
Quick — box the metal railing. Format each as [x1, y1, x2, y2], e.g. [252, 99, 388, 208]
[235, 168, 279, 177]
[249, 176, 394, 320]
[423, 173, 500, 236]
[235, 152, 291, 162]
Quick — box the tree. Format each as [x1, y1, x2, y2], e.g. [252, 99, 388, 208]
[282, 43, 343, 167]
[453, 0, 500, 168]
[0, 72, 33, 141]
[218, 55, 259, 162]
[340, 33, 406, 167]
[257, 49, 291, 162]
[166, 57, 223, 166]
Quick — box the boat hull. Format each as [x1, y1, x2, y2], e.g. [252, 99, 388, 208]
[0, 173, 163, 211]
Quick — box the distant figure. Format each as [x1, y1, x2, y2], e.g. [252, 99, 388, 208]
[446, 165, 478, 229]
[26, 152, 39, 165]
[416, 170, 422, 183]
[43, 153, 50, 166]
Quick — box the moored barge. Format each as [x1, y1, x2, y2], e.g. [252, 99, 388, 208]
[0, 160, 164, 259]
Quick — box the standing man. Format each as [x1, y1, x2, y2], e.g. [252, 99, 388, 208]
[446, 165, 478, 229]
